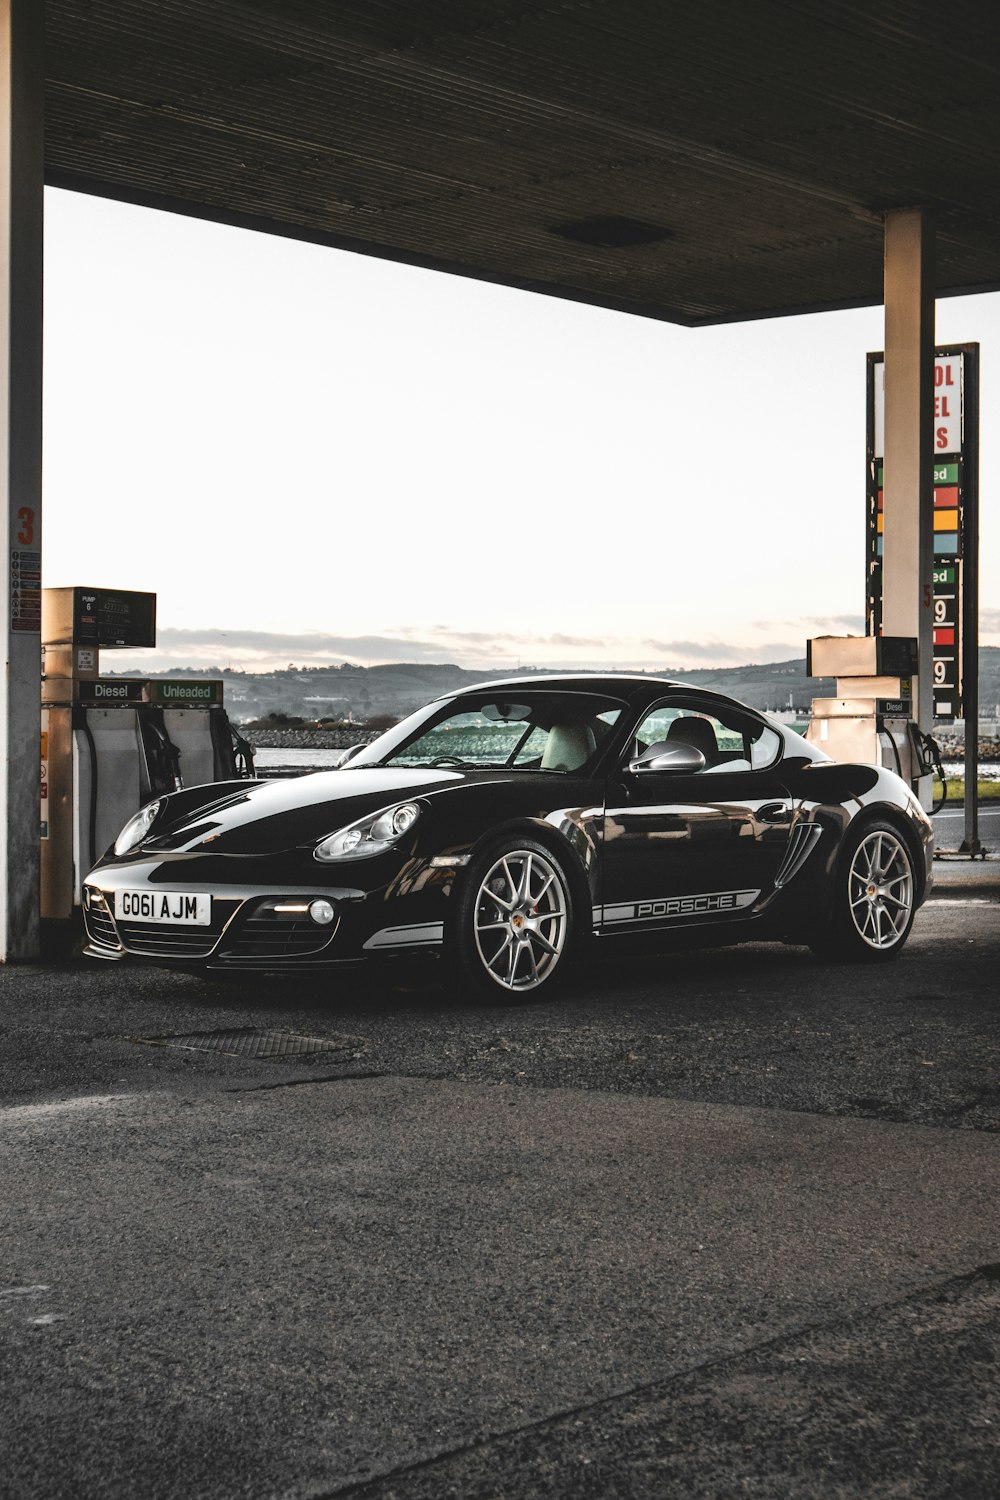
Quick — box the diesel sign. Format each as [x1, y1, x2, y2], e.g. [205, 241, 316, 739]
[78, 679, 145, 705]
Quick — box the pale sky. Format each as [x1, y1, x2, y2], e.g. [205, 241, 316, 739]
[42, 187, 999, 675]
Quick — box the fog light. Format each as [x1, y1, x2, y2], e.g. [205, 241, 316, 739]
[309, 899, 336, 925]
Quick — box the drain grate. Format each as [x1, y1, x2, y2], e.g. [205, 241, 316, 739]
[130, 1027, 364, 1062]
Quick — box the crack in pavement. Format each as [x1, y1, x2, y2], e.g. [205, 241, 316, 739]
[224, 1068, 390, 1093]
[307, 1262, 1000, 1500]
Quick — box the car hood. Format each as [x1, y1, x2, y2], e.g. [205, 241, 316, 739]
[132, 766, 527, 856]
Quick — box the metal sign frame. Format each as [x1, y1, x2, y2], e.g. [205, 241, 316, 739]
[866, 343, 981, 853]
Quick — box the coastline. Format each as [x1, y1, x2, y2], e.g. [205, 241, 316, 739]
[242, 725, 1000, 760]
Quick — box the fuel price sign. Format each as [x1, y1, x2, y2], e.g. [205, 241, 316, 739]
[866, 346, 979, 721]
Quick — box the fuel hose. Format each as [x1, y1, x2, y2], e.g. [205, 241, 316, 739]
[926, 732, 948, 815]
[80, 714, 99, 872]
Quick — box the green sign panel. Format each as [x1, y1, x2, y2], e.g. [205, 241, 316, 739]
[149, 680, 222, 705]
[877, 462, 960, 487]
[877, 462, 959, 487]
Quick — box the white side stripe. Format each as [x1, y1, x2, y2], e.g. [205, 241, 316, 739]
[363, 922, 445, 951]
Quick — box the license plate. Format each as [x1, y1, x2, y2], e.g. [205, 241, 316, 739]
[115, 890, 211, 925]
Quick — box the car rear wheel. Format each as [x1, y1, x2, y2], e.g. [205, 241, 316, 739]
[448, 837, 574, 1003]
[810, 819, 917, 961]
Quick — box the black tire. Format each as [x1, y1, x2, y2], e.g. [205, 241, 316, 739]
[809, 818, 917, 962]
[447, 836, 575, 1003]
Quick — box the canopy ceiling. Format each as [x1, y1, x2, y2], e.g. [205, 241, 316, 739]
[44, 1, 1000, 325]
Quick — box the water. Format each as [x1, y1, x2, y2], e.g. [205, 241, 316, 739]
[253, 746, 1000, 781]
[942, 761, 1000, 781]
[254, 747, 345, 771]
[254, 744, 347, 768]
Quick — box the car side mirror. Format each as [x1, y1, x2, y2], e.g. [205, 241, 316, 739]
[334, 742, 365, 768]
[629, 744, 706, 774]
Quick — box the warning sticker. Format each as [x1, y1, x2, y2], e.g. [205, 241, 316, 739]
[11, 548, 41, 632]
[40, 711, 48, 840]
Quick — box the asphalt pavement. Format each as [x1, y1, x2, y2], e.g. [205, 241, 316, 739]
[932, 800, 1000, 851]
[2, 861, 999, 1499]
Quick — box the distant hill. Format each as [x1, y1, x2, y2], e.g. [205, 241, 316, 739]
[670, 645, 1000, 721]
[116, 645, 1000, 724]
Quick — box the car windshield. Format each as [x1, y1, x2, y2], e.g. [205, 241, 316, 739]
[354, 691, 625, 773]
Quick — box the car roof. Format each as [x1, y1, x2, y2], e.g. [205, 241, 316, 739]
[433, 673, 785, 725]
[435, 673, 684, 704]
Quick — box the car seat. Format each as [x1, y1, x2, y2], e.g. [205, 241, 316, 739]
[541, 722, 597, 771]
[663, 715, 719, 767]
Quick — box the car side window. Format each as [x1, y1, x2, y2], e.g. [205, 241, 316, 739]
[630, 703, 781, 774]
[747, 723, 782, 770]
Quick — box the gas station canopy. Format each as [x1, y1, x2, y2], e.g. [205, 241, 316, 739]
[45, 1, 1000, 326]
[1, 0, 995, 964]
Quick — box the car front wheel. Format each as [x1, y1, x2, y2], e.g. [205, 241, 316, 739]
[810, 819, 917, 961]
[448, 837, 574, 1002]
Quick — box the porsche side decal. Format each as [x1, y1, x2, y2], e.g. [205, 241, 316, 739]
[602, 889, 760, 924]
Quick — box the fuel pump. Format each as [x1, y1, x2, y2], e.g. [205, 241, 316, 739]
[805, 635, 941, 794]
[41, 587, 252, 941]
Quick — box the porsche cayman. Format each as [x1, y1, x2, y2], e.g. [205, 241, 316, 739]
[82, 675, 934, 1000]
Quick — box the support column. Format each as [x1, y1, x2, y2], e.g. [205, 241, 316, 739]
[882, 207, 935, 809]
[0, 0, 43, 959]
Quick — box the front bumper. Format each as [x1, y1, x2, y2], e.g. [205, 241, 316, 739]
[82, 855, 451, 971]
[83, 883, 354, 968]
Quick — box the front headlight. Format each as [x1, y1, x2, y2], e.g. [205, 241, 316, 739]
[314, 801, 422, 862]
[114, 798, 164, 856]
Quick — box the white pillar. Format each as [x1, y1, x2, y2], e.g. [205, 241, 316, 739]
[0, 0, 43, 959]
[882, 207, 934, 808]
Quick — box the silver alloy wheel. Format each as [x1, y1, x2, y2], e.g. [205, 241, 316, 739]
[473, 847, 568, 992]
[847, 828, 914, 950]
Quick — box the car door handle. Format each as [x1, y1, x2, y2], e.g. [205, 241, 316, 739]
[757, 803, 792, 824]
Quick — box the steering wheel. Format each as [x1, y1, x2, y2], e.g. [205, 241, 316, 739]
[429, 756, 468, 767]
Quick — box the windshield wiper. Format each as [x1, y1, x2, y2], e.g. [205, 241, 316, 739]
[383, 760, 500, 771]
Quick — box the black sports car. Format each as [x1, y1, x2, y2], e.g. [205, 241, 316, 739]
[83, 675, 934, 999]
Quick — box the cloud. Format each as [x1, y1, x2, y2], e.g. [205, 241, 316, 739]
[125, 627, 473, 670]
[109, 621, 884, 676]
[110, 624, 609, 673]
[802, 614, 866, 633]
[549, 632, 607, 648]
[755, 642, 811, 660]
[427, 628, 500, 644]
[387, 625, 498, 644]
[151, 625, 601, 657]
[981, 609, 1000, 634]
[641, 639, 806, 668]
[390, 624, 612, 649]
[154, 627, 451, 659]
[642, 638, 778, 662]
[752, 614, 864, 635]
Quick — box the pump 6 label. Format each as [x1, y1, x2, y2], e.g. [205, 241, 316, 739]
[115, 890, 211, 925]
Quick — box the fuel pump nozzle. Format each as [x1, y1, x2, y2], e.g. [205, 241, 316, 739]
[141, 709, 184, 794]
[908, 723, 948, 812]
